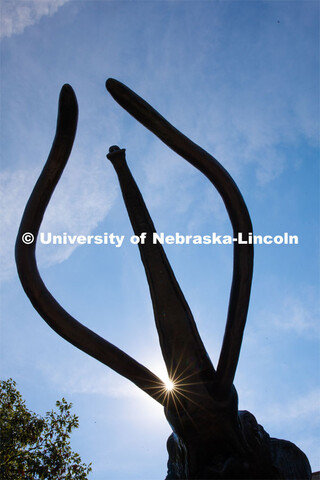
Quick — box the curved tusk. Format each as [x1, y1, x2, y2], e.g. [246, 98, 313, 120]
[107, 146, 216, 395]
[15, 85, 165, 405]
[106, 78, 253, 396]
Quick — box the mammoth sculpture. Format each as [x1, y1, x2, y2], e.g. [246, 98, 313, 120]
[16, 79, 312, 479]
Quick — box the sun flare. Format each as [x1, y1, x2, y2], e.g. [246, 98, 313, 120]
[165, 379, 175, 391]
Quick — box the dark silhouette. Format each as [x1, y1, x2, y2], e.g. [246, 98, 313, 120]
[15, 80, 311, 479]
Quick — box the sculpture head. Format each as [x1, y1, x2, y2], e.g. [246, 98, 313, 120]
[15, 80, 311, 479]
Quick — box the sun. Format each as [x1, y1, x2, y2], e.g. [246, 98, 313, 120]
[164, 379, 175, 392]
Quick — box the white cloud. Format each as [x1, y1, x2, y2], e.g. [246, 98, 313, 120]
[272, 292, 320, 338]
[245, 288, 319, 342]
[50, 361, 143, 399]
[0, 167, 37, 282]
[265, 388, 320, 425]
[38, 343, 167, 400]
[0, 153, 117, 283]
[0, 0, 70, 39]
[262, 388, 320, 469]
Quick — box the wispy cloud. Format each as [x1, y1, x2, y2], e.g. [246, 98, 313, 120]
[49, 361, 143, 399]
[0, 153, 117, 283]
[272, 291, 320, 338]
[244, 286, 319, 342]
[265, 388, 320, 425]
[0, 167, 37, 281]
[263, 388, 320, 469]
[36, 342, 169, 402]
[0, 0, 70, 39]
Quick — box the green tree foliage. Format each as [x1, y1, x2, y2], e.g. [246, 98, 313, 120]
[0, 379, 92, 479]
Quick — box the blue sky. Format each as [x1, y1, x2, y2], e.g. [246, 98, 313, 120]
[0, 0, 319, 478]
